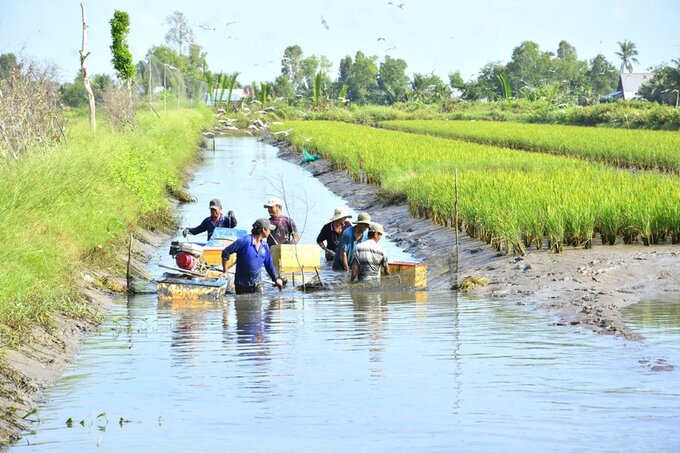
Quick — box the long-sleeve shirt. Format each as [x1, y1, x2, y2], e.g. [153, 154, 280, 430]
[188, 213, 238, 240]
[221, 234, 277, 287]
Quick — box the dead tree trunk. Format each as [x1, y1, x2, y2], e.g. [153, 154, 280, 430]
[80, 2, 96, 132]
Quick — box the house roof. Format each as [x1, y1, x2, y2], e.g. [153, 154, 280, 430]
[617, 72, 654, 100]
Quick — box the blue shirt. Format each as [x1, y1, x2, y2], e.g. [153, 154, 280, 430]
[221, 234, 277, 287]
[332, 225, 368, 270]
[188, 213, 237, 240]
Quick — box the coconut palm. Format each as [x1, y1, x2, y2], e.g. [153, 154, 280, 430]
[615, 40, 640, 73]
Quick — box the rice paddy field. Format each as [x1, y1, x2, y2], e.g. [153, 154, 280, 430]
[379, 120, 680, 173]
[275, 120, 680, 254]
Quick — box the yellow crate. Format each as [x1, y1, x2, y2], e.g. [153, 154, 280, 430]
[270, 244, 320, 274]
[386, 261, 427, 288]
[200, 240, 236, 268]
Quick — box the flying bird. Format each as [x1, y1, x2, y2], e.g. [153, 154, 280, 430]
[321, 16, 329, 30]
[199, 24, 216, 31]
[386, 46, 397, 51]
[397, 3, 405, 8]
[377, 37, 386, 41]
[224, 20, 236, 26]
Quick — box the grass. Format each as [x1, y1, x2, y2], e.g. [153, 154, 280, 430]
[0, 107, 213, 346]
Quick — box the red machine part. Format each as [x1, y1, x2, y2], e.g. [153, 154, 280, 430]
[175, 251, 198, 270]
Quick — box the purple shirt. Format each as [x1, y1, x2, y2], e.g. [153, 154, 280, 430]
[221, 234, 277, 287]
[267, 215, 298, 246]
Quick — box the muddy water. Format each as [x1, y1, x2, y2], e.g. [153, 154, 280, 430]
[14, 138, 680, 451]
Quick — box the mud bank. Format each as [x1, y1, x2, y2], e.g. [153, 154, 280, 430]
[272, 139, 680, 341]
[0, 230, 163, 446]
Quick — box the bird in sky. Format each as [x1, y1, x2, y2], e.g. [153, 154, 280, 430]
[321, 16, 329, 30]
[224, 20, 236, 26]
[377, 37, 386, 41]
[198, 24, 216, 31]
[386, 46, 397, 51]
[397, 3, 405, 8]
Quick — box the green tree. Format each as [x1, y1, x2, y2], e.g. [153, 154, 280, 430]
[462, 61, 505, 100]
[448, 71, 465, 90]
[638, 59, 680, 106]
[588, 54, 618, 98]
[0, 53, 20, 80]
[271, 74, 295, 101]
[506, 41, 552, 92]
[616, 40, 639, 73]
[347, 51, 378, 105]
[110, 10, 136, 84]
[410, 72, 448, 103]
[377, 56, 409, 104]
[164, 11, 194, 56]
[281, 45, 304, 92]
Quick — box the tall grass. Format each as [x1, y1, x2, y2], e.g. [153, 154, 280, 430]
[0, 108, 213, 345]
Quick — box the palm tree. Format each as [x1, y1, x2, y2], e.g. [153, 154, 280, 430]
[615, 40, 640, 73]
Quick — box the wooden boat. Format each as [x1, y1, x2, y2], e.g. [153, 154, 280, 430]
[157, 270, 231, 301]
[197, 227, 247, 267]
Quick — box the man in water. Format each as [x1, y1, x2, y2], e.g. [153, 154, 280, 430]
[316, 207, 352, 261]
[182, 198, 238, 241]
[263, 197, 299, 246]
[333, 212, 371, 272]
[220, 218, 284, 294]
[351, 222, 390, 282]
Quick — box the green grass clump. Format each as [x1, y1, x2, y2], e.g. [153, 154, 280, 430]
[0, 107, 213, 346]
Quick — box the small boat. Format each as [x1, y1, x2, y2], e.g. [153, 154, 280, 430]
[157, 272, 231, 301]
[383, 261, 427, 288]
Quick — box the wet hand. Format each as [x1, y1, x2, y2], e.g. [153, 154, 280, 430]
[274, 278, 284, 290]
[325, 249, 335, 260]
[182, 228, 189, 238]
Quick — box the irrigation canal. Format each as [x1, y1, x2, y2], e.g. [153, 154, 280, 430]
[14, 137, 680, 452]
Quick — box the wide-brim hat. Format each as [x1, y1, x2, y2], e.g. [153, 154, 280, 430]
[330, 207, 352, 222]
[353, 212, 371, 225]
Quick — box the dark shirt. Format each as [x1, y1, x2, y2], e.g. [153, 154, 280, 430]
[221, 234, 277, 287]
[267, 215, 298, 246]
[188, 213, 237, 240]
[316, 220, 352, 252]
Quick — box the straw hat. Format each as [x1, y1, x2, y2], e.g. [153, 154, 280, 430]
[369, 222, 387, 235]
[330, 207, 352, 222]
[353, 212, 371, 225]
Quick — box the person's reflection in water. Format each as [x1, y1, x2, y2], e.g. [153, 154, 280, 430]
[168, 309, 210, 369]
[350, 289, 386, 377]
[222, 295, 288, 401]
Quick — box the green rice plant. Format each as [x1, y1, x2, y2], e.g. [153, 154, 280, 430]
[272, 120, 680, 257]
[380, 120, 680, 173]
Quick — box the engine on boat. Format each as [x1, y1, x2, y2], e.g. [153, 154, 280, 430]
[169, 241, 204, 271]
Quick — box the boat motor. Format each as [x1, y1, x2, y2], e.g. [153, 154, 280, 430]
[169, 241, 204, 271]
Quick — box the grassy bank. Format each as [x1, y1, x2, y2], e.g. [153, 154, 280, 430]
[0, 108, 213, 347]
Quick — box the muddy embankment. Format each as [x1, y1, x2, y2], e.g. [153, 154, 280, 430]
[272, 138, 680, 342]
[0, 229, 163, 446]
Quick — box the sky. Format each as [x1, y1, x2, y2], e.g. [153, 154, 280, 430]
[1, 0, 679, 84]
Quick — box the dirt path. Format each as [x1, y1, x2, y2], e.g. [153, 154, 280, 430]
[273, 139, 680, 341]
